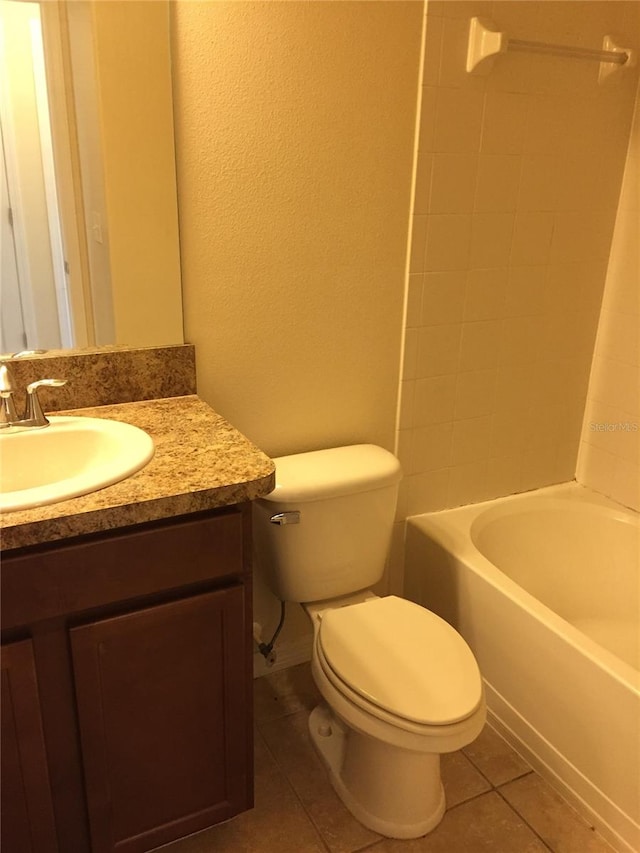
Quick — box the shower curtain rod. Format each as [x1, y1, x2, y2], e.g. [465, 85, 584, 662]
[466, 17, 636, 78]
[506, 37, 628, 65]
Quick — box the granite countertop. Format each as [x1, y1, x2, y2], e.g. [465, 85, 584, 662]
[0, 396, 275, 551]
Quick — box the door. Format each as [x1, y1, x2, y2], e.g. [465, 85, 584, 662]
[1, 639, 59, 853]
[70, 586, 251, 853]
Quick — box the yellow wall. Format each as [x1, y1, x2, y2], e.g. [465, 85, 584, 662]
[172, 0, 422, 458]
[398, 0, 639, 515]
[92, 0, 183, 347]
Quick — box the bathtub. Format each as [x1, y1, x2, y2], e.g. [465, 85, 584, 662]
[404, 482, 640, 853]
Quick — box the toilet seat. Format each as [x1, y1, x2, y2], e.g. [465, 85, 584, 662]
[317, 596, 482, 727]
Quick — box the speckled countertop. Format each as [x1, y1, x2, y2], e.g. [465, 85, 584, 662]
[0, 396, 275, 551]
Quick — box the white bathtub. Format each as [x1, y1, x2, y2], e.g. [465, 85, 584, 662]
[405, 482, 640, 853]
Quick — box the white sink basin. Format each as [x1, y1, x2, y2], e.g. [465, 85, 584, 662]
[0, 416, 155, 513]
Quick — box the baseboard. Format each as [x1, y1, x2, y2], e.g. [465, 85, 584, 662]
[252, 635, 313, 678]
[484, 680, 639, 853]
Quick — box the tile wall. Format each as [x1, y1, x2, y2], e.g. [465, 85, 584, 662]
[397, 0, 639, 517]
[577, 89, 640, 511]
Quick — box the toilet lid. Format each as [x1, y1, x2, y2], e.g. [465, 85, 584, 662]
[318, 596, 482, 726]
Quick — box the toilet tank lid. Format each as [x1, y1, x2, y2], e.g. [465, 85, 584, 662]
[261, 444, 402, 503]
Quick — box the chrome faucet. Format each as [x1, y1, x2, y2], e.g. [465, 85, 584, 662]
[0, 353, 67, 430]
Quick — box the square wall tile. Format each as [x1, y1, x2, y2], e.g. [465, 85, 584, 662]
[451, 415, 493, 465]
[430, 154, 478, 214]
[518, 155, 561, 212]
[412, 421, 453, 473]
[414, 374, 457, 425]
[499, 315, 545, 367]
[464, 268, 507, 321]
[459, 320, 501, 371]
[484, 455, 523, 499]
[416, 324, 462, 377]
[505, 266, 546, 317]
[494, 364, 536, 411]
[612, 455, 640, 511]
[481, 92, 529, 155]
[454, 368, 496, 420]
[447, 459, 488, 507]
[474, 154, 521, 213]
[470, 212, 514, 269]
[406, 468, 451, 515]
[510, 212, 554, 266]
[523, 95, 574, 157]
[422, 270, 467, 325]
[426, 214, 472, 271]
[434, 88, 485, 154]
[490, 407, 532, 457]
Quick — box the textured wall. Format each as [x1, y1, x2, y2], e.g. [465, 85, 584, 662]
[172, 1, 421, 458]
[398, 0, 639, 516]
[577, 89, 640, 511]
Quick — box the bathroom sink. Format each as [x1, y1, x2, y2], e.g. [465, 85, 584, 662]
[0, 416, 155, 513]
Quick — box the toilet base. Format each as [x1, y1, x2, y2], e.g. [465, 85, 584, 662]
[308, 704, 446, 840]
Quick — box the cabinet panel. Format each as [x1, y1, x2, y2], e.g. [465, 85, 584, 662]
[1, 640, 58, 853]
[2, 509, 244, 630]
[70, 586, 249, 853]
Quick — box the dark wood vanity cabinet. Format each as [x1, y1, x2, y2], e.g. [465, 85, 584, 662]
[1, 505, 254, 853]
[1, 639, 58, 853]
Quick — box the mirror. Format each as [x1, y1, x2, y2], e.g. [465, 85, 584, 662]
[0, 0, 183, 352]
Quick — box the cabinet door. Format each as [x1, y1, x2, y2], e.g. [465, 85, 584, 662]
[1, 640, 59, 853]
[70, 587, 250, 853]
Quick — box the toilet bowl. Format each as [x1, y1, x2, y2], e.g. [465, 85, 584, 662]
[253, 444, 486, 838]
[304, 594, 485, 838]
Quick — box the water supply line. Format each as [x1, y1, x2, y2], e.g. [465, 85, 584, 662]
[254, 600, 286, 667]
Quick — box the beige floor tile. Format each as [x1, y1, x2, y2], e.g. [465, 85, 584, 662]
[368, 792, 548, 852]
[441, 750, 491, 809]
[259, 709, 381, 853]
[254, 662, 322, 722]
[500, 773, 615, 853]
[158, 730, 326, 853]
[462, 724, 531, 786]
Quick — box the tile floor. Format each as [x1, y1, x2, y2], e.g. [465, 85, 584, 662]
[162, 664, 615, 853]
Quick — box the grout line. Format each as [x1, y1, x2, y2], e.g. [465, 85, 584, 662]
[461, 759, 534, 792]
[494, 787, 556, 853]
[254, 723, 333, 853]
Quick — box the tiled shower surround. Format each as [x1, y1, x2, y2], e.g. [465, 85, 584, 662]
[397, 0, 639, 517]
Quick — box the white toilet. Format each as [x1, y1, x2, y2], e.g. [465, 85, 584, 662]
[253, 444, 485, 839]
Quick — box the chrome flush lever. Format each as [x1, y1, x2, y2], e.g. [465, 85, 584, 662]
[270, 511, 301, 525]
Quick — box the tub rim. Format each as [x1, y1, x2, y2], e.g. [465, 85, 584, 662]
[407, 481, 640, 694]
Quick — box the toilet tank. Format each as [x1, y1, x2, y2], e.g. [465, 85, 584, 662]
[253, 445, 402, 603]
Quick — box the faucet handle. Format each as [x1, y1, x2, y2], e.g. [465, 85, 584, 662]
[0, 361, 16, 393]
[26, 379, 68, 427]
[0, 363, 19, 424]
